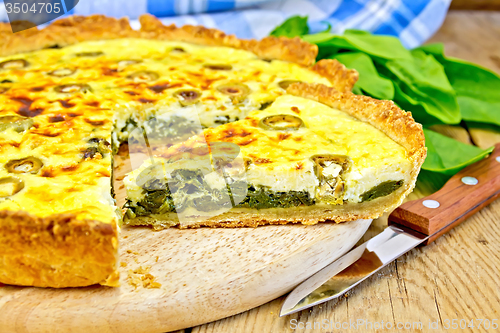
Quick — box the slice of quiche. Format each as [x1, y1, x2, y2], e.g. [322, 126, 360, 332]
[123, 83, 426, 229]
[0, 15, 360, 287]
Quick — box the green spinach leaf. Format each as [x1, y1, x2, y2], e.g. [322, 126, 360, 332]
[270, 16, 309, 38]
[422, 129, 493, 175]
[382, 50, 460, 124]
[416, 44, 500, 126]
[332, 52, 394, 100]
[304, 30, 412, 61]
[392, 83, 445, 125]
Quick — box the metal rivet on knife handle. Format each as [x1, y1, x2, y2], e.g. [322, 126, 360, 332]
[461, 176, 478, 185]
[389, 142, 500, 244]
[422, 200, 440, 209]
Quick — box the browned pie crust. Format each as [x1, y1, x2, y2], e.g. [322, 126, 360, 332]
[0, 15, 359, 287]
[0, 14, 357, 92]
[0, 210, 119, 287]
[311, 60, 359, 97]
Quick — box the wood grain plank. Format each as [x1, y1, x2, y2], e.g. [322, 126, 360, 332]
[427, 11, 500, 75]
[428, 125, 472, 145]
[451, 0, 500, 11]
[191, 11, 500, 333]
[468, 124, 500, 149]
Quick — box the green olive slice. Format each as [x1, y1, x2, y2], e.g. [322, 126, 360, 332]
[310, 154, 351, 180]
[127, 71, 159, 82]
[5, 156, 43, 174]
[311, 154, 349, 165]
[82, 147, 101, 160]
[54, 84, 91, 93]
[216, 83, 250, 103]
[259, 114, 303, 131]
[118, 60, 141, 66]
[0, 176, 24, 198]
[0, 115, 24, 124]
[75, 51, 104, 57]
[171, 47, 186, 53]
[48, 68, 75, 77]
[209, 142, 241, 169]
[278, 80, 302, 90]
[204, 64, 232, 70]
[0, 115, 34, 132]
[88, 137, 108, 145]
[88, 137, 111, 155]
[0, 59, 29, 69]
[117, 60, 142, 71]
[311, 154, 351, 203]
[174, 89, 201, 106]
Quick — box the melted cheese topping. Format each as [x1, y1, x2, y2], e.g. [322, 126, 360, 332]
[0, 38, 332, 222]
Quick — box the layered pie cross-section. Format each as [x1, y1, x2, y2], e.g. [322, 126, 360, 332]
[124, 83, 425, 229]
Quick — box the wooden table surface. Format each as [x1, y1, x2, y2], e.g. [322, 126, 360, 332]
[176, 11, 500, 333]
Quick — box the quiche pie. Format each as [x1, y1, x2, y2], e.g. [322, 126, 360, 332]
[0, 15, 426, 288]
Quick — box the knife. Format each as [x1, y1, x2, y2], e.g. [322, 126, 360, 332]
[280, 142, 500, 317]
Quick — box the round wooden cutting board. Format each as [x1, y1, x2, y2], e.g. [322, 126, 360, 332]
[0, 150, 372, 333]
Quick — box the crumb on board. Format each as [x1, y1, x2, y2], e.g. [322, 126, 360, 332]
[127, 266, 162, 289]
[155, 256, 159, 262]
[126, 249, 140, 255]
[134, 266, 150, 274]
[120, 262, 127, 267]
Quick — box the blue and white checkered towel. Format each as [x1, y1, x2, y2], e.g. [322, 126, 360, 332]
[0, 0, 452, 48]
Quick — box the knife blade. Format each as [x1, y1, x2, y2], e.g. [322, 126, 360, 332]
[280, 142, 500, 317]
[280, 225, 427, 316]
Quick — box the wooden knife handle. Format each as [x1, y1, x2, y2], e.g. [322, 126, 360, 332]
[389, 143, 500, 244]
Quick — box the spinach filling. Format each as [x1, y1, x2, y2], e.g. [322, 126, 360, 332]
[125, 169, 315, 217]
[235, 184, 314, 209]
[121, 117, 138, 134]
[125, 189, 176, 218]
[125, 169, 231, 218]
[143, 115, 199, 142]
[118, 115, 200, 150]
[360, 180, 404, 202]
